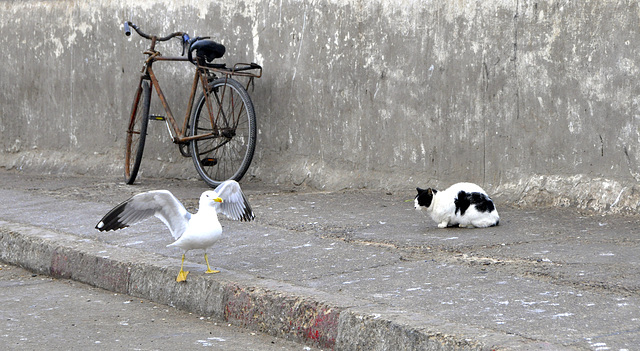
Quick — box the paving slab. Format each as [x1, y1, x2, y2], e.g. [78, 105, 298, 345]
[0, 263, 320, 351]
[1, 169, 639, 350]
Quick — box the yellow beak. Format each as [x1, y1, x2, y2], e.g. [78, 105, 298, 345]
[214, 197, 223, 203]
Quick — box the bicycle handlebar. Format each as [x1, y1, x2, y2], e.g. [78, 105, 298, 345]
[124, 21, 185, 42]
[123, 21, 232, 64]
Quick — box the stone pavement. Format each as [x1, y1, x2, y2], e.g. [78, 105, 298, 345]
[0, 169, 639, 350]
[0, 263, 319, 350]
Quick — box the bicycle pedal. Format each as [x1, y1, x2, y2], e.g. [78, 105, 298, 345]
[149, 114, 166, 121]
[201, 158, 218, 166]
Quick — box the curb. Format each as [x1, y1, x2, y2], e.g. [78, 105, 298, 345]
[0, 221, 542, 350]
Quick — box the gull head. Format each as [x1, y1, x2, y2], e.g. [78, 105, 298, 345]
[200, 190, 224, 208]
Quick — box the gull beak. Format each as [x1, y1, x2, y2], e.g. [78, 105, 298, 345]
[214, 197, 224, 203]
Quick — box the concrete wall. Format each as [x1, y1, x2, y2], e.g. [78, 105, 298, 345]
[2, 0, 640, 213]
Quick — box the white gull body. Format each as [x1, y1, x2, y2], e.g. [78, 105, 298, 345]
[96, 180, 254, 281]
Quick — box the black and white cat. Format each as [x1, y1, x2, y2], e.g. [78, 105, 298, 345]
[414, 182, 499, 228]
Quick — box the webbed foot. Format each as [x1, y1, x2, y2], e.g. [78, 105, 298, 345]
[176, 269, 189, 282]
[204, 253, 219, 274]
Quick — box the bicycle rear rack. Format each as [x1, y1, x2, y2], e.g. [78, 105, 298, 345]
[200, 62, 263, 79]
[199, 62, 262, 92]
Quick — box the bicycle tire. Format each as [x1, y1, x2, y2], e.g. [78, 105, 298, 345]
[124, 80, 151, 184]
[190, 78, 257, 187]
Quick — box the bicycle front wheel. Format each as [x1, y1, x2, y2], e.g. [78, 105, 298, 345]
[190, 78, 257, 187]
[124, 80, 151, 184]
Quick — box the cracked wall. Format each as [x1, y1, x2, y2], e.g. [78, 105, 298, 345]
[1, 0, 640, 213]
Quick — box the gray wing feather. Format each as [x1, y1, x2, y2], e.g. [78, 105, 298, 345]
[214, 180, 255, 221]
[96, 190, 191, 239]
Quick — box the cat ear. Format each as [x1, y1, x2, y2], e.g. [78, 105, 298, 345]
[427, 188, 433, 195]
[416, 187, 424, 193]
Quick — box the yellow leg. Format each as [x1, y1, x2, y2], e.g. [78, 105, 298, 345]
[204, 253, 220, 274]
[176, 254, 189, 282]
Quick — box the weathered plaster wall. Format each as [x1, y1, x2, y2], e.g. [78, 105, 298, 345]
[1, 0, 640, 213]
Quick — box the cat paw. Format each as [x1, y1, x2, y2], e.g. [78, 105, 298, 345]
[437, 222, 448, 228]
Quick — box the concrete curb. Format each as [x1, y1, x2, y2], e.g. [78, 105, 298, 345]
[0, 220, 540, 350]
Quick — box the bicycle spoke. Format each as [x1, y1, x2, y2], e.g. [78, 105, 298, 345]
[195, 138, 228, 155]
[190, 78, 256, 187]
[212, 88, 228, 128]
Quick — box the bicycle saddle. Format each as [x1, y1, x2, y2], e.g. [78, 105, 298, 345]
[189, 39, 225, 63]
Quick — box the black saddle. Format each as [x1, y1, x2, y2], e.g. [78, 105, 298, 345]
[188, 39, 225, 63]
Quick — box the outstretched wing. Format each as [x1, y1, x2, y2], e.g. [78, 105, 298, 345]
[213, 180, 254, 221]
[95, 190, 191, 239]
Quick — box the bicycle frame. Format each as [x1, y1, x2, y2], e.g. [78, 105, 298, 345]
[131, 55, 262, 146]
[131, 52, 215, 145]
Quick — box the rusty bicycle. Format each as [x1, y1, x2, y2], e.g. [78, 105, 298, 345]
[123, 22, 261, 187]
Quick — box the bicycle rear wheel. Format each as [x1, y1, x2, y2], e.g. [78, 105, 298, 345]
[190, 78, 256, 187]
[124, 80, 151, 184]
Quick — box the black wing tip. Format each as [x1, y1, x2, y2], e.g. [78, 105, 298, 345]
[241, 192, 255, 221]
[238, 207, 255, 222]
[95, 200, 131, 231]
[95, 220, 129, 231]
[96, 206, 130, 230]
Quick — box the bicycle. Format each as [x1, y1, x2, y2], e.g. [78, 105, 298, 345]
[122, 21, 262, 187]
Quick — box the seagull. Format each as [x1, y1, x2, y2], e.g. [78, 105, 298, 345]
[95, 180, 254, 282]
